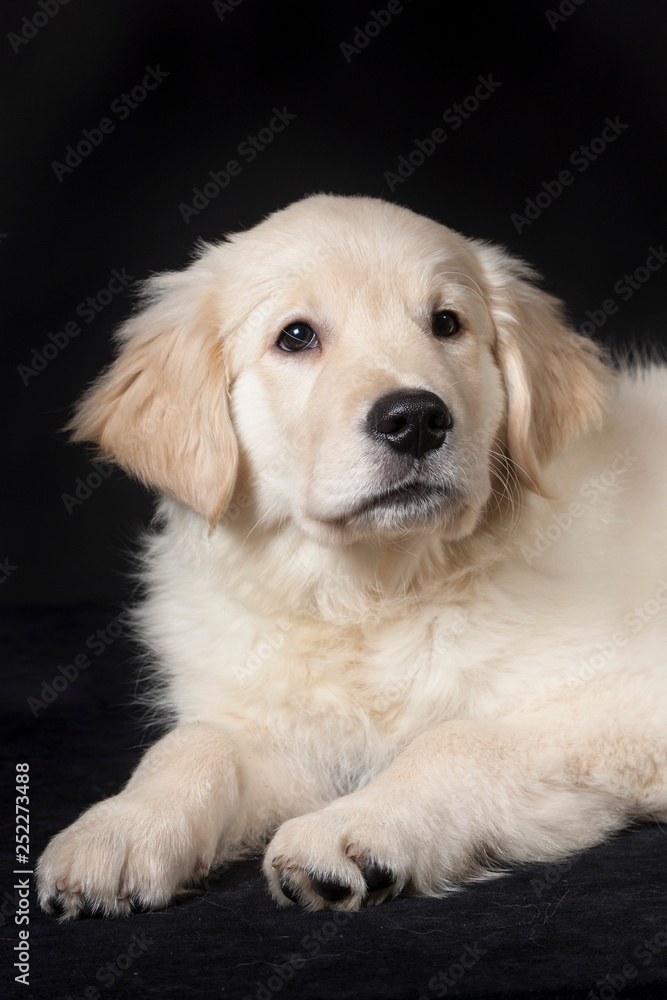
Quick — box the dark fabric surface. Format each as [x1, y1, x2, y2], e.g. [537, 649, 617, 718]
[2, 605, 667, 1000]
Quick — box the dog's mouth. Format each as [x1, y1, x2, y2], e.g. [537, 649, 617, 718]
[324, 479, 458, 527]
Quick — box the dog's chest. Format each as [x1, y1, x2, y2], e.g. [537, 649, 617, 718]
[172, 600, 514, 743]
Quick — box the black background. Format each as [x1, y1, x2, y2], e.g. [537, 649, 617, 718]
[3, 0, 667, 608]
[2, 3, 667, 998]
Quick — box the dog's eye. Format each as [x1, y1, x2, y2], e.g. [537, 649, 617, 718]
[432, 310, 461, 338]
[277, 322, 319, 353]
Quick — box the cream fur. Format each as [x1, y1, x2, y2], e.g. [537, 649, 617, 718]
[37, 195, 667, 918]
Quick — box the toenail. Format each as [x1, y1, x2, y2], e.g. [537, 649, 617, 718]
[279, 878, 300, 903]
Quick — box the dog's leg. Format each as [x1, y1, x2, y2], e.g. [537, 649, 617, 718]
[264, 712, 666, 911]
[37, 722, 249, 919]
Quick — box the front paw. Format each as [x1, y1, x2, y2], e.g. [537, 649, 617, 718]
[263, 798, 416, 911]
[37, 795, 213, 920]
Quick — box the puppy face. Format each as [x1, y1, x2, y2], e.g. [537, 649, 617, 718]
[226, 201, 505, 545]
[69, 195, 609, 544]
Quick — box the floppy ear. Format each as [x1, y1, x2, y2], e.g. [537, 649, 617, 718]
[474, 243, 612, 492]
[67, 260, 238, 527]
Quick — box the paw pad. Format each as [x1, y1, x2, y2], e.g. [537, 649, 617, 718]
[310, 875, 352, 902]
[274, 848, 398, 908]
[357, 858, 396, 892]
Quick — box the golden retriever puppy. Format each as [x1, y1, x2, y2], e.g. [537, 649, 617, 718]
[37, 195, 667, 918]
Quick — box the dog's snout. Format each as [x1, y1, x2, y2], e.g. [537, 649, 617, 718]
[368, 389, 452, 458]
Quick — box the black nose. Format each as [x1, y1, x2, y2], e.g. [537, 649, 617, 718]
[368, 389, 452, 458]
